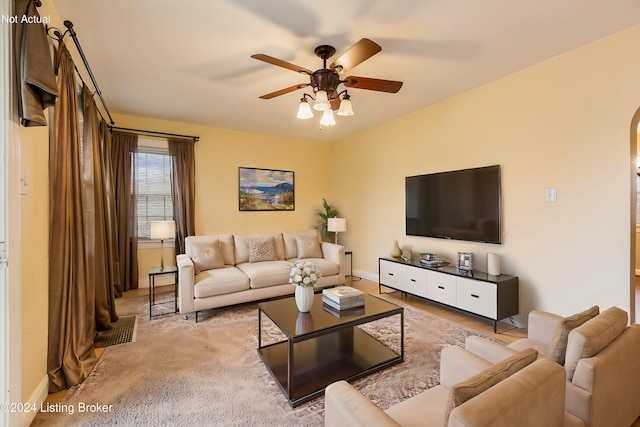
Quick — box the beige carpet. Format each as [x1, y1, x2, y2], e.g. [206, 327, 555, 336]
[31, 292, 503, 426]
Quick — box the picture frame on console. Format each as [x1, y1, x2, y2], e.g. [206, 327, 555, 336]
[239, 167, 295, 211]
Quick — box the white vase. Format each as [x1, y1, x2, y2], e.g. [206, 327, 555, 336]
[295, 286, 314, 312]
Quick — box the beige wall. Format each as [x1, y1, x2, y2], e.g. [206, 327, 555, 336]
[330, 25, 640, 324]
[18, 126, 49, 403]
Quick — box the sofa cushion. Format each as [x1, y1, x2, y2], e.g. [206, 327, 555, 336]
[186, 234, 235, 266]
[193, 266, 250, 298]
[236, 261, 292, 289]
[283, 230, 320, 259]
[247, 237, 277, 263]
[234, 233, 284, 264]
[185, 238, 225, 274]
[546, 305, 599, 365]
[564, 306, 628, 381]
[444, 347, 538, 425]
[295, 235, 323, 259]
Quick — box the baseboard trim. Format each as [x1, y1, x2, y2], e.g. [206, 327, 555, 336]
[353, 269, 377, 282]
[21, 375, 48, 427]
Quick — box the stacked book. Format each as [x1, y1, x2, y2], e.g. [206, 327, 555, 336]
[419, 253, 449, 268]
[322, 286, 365, 311]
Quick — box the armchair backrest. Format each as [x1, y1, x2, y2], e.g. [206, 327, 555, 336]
[448, 358, 566, 427]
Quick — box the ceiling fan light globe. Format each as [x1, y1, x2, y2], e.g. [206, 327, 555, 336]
[320, 109, 336, 126]
[337, 98, 354, 116]
[296, 99, 314, 119]
[313, 90, 330, 111]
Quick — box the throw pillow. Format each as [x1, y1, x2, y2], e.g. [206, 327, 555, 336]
[546, 305, 599, 365]
[189, 239, 224, 274]
[295, 235, 323, 259]
[564, 306, 628, 381]
[444, 348, 538, 426]
[248, 237, 277, 263]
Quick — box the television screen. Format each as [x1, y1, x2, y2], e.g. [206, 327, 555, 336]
[405, 165, 501, 244]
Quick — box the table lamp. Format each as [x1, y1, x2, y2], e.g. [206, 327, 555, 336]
[150, 220, 175, 270]
[327, 217, 346, 245]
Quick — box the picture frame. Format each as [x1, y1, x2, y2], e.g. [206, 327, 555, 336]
[457, 252, 473, 271]
[239, 167, 294, 211]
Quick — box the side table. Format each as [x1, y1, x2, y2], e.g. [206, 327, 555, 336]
[148, 266, 178, 319]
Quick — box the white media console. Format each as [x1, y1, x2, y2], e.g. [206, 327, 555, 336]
[378, 257, 519, 332]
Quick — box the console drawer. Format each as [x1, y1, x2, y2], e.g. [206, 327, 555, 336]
[379, 259, 402, 290]
[456, 277, 497, 319]
[402, 266, 427, 297]
[426, 271, 456, 306]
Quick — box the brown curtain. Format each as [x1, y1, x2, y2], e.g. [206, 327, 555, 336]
[14, 0, 58, 126]
[82, 84, 119, 330]
[47, 42, 96, 392]
[168, 138, 196, 254]
[111, 131, 138, 294]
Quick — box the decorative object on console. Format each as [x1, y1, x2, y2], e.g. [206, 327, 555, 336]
[487, 253, 501, 276]
[327, 217, 346, 245]
[391, 240, 402, 258]
[419, 253, 449, 268]
[150, 220, 175, 270]
[238, 167, 294, 211]
[457, 252, 473, 271]
[401, 247, 412, 262]
[289, 260, 322, 312]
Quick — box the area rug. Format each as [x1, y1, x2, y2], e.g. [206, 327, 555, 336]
[94, 315, 138, 348]
[31, 292, 504, 427]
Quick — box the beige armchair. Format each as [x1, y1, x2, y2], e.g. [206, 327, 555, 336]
[465, 306, 640, 427]
[325, 345, 580, 427]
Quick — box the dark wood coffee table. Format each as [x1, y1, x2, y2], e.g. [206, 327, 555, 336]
[257, 293, 404, 407]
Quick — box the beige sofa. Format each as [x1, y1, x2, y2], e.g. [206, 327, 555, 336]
[176, 230, 345, 321]
[325, 345, 581, 427]
[465, 306, 640, 427]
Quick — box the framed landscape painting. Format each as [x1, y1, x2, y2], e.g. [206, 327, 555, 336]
[239, 167, 294, 211]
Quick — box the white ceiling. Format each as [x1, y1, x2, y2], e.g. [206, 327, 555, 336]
[50, 0, 640, 142]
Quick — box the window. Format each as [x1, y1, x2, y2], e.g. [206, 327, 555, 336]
[135, 139, 173, 241]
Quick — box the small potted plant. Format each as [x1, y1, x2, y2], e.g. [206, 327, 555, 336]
[315, 198, 338, 242]
[289, 260, 322, 312]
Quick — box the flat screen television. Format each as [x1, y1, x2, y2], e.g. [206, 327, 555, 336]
[405, 165, 501, 244]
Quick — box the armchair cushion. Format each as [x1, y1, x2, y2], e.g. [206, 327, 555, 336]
[444, 347, 538, 424]
[546, 305, 599, 365]
[564, 306, 628, 381]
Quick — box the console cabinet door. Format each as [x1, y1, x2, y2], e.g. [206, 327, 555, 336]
[426, 271, 457, 306]
[380, 260, 402, 290]
[402, 266, 427, 298]
[456, 277, 497, 319]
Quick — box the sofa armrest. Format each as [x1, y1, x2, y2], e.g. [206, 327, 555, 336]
[177, 254, 195, 314]
[527, 310, 562, 346]
[325, 380, 400, 427]
[440, 345, 493, 389]
[465, 336, 517, 364]
[321, 242, 345, 278]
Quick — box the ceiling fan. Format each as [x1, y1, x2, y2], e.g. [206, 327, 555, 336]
[251, 38, 403, 125]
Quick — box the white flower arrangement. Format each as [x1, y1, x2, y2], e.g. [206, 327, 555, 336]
[288, 260, 322, 288]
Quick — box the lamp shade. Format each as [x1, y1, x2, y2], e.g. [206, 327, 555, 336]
[327, 217, 346, 233]
[337, 97, 354, 116]
[320, 109, 336, 126]
[313, 90, 331, 111]
[296, 98, 313, 119]
[150, 220, 175, 240]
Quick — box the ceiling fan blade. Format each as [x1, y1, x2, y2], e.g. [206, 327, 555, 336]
[343, 76, 403, 93]
[251, 54, 312, 75]
[330, 38, 381, 73]
[258, 83, 309, 99]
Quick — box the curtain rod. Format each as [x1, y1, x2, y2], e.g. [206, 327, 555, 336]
[45, 17, 115, 125]
[109, 126, 199, 142]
